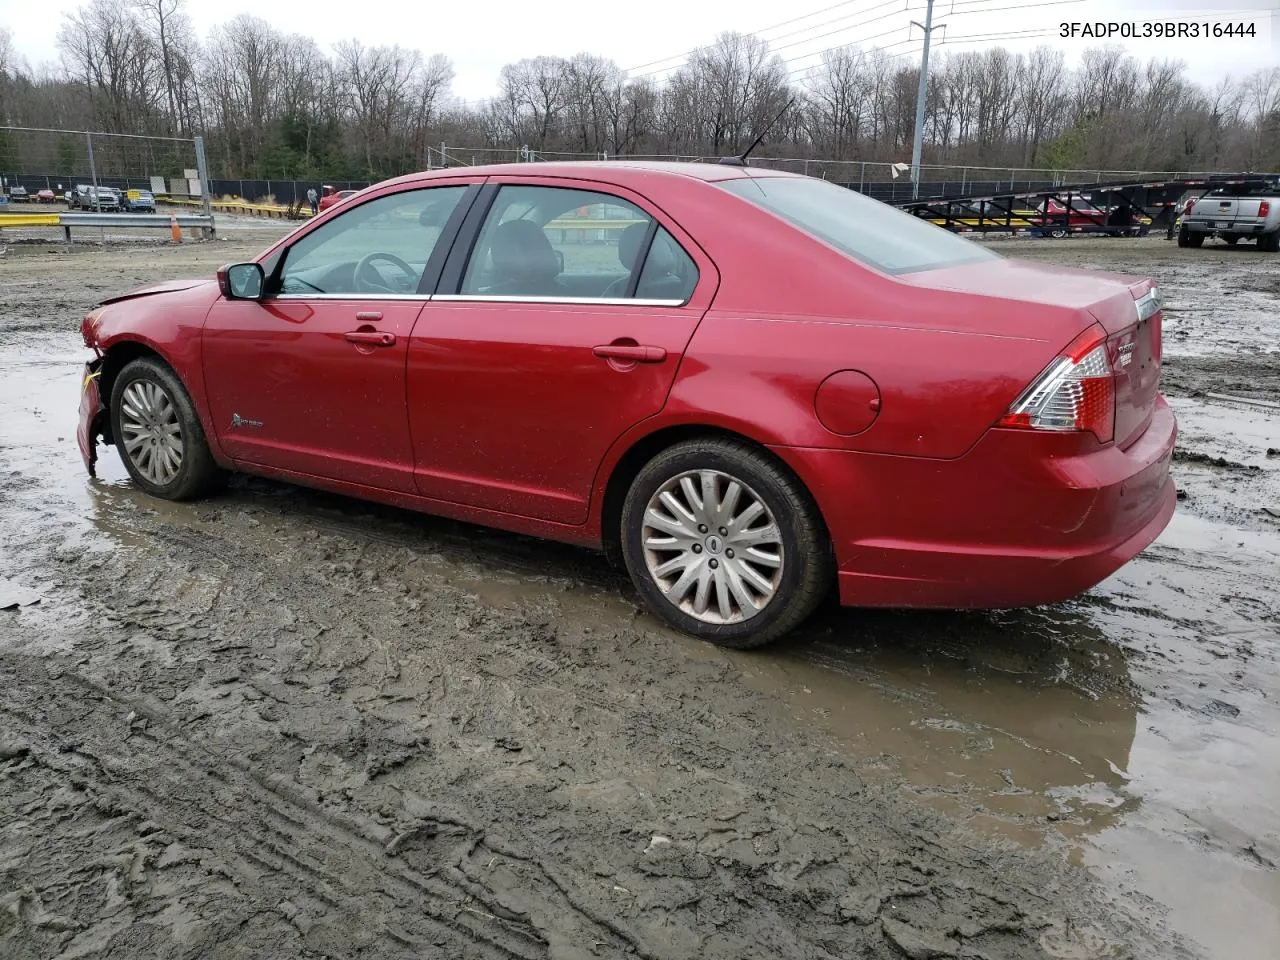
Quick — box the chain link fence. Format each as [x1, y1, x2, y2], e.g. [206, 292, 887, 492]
[0, 127, 210, 215]
[6, 127, 1259, 211]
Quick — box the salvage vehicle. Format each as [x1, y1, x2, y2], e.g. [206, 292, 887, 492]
[1036, 197, 1153, 238]
[76, 162, 1176, 648]
[123, 188, 156, 212]
[319, 186, 359, 212]
[1178, 178, 1280, 250]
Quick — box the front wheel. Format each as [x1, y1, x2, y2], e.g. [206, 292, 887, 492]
[620, 439, 832, 648]
[109, 356, 223, 500]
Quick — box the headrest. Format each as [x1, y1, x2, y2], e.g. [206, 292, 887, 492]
[617, 222, 650, 269]
[491, 220, 560, 280]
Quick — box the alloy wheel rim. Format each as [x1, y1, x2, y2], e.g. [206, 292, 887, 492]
[119, 380, 184, 486]
[641, 469, 784, 625]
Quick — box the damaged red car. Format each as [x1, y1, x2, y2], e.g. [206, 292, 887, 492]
[77, 162, 1176, 647]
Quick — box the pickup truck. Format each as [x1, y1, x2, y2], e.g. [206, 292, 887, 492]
[1178, 179, 1280, 251]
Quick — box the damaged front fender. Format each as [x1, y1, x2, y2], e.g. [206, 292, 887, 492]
[76, 359, 107, 477]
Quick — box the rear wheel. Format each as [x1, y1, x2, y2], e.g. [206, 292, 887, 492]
[110, 356, 223, 501]
[1259, 231, 1280, 253]
[620, 439, 832, 648]
[1177, 226, 1203, 248]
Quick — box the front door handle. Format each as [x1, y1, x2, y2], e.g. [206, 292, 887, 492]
[592, 344, 667, 363]
[345, 330, 397, 347]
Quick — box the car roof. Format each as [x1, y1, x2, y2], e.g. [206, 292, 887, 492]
[379, 160, 807, 192]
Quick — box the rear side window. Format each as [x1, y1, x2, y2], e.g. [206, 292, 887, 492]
[635, 227, 698, 302]
[720, 176, 999, 275]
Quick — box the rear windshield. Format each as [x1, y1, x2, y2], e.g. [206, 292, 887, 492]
[720, 176, 999, 275]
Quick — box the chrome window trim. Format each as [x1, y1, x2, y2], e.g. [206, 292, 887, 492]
[274, 293, 431, 301]
[432, 294, 688, 307]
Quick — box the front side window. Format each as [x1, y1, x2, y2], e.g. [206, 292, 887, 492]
[279, 186, 467, 296]
[460, 185, 695, 301]
[720, 176, 1000, 276]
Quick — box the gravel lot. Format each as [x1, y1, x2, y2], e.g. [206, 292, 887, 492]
[0, 229, 1276, 960]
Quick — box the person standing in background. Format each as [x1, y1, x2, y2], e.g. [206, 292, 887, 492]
[306, 186, 318, 216]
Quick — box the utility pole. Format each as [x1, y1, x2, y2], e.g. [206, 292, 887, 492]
[909, 0, 941, 199]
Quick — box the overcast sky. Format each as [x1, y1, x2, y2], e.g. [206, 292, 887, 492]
[3, 0, 1276, 102]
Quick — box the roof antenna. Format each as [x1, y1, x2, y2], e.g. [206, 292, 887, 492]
[718, 97, 796, 166]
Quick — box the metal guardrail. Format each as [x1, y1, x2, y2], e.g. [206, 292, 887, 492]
[0, 210, 216, 238]
[58, 212, 215, 229]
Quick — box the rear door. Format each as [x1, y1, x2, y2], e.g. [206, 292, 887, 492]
[405, 178, 717, 524]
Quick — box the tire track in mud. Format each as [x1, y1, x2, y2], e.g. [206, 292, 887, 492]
[0, 656, 648, 960]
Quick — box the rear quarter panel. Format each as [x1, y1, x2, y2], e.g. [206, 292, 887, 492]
[657, 192, 1095, 459]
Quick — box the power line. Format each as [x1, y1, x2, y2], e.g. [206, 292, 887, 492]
[628, 1, 912, 83]
[624, 0, 893, 73]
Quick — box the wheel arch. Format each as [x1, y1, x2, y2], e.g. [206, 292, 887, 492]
[596, 422, 832, 570]
[98, 339, 174, 419]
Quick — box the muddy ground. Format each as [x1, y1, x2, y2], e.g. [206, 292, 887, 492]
[0, 231, 1276, 960]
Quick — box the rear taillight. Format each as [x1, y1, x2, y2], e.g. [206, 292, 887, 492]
[1183, 199, 1195, 216]
[997, 325, 1115, 443]
[1260, 200, 1271, 218]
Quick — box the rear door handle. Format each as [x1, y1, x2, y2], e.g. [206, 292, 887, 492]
[592, 344, 667, 363]
[355, 310, 383, 321]
[345, 330, 397, 347]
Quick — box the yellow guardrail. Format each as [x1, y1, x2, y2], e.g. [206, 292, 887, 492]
[0, 213, 63, 228]
[161, 196, 308, 219]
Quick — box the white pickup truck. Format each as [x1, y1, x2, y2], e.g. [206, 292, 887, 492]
[1178, 178, 1280, 251]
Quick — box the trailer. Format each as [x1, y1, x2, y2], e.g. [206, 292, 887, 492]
[889, 174, 1280, 239]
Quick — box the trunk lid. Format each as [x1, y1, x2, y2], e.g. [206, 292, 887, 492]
[905, 259, 1161, 447]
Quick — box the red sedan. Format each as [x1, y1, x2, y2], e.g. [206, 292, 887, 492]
[76, 162, 1175, 648]
[318, 186, 359, 212]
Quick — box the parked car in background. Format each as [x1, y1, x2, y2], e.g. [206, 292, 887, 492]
[75, 161, 1176, 648]
[36, 189, 57, 204]
[123, 189, 156, 212]
[318, 186, 359, 212]
[93, 186, 121, 211]
[1178, 179, 1280, 251]
[1037, 197, 1152, 238]
[8, 185, 29, 202]
[71, 184, 121, 211]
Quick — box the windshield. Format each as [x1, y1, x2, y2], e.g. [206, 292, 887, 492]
[720, 176, 998, 275]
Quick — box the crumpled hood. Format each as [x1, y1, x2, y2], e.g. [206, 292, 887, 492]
[99, 277, 215, 306]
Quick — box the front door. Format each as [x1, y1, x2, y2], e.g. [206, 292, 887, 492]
[203, 183, 473, 492]
[407, 180, 715, 524]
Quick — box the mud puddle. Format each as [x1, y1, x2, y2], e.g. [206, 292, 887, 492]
[1, 234, 1277, 959]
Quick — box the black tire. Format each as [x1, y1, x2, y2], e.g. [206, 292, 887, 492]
[1259, 231, 1280, 253]
[1177, 226, 1203, 248]
[109, 356, 223, 500]
[620, 438, 833, 649]
[1047, 227, 1067, 239]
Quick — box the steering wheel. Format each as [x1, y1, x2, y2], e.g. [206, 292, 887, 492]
[354, 252, 418, 294]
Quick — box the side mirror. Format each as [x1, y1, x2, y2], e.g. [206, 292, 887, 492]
[218, 262, 265, 300]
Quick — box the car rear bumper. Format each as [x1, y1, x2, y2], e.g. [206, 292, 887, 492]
[77, 360, 105, 476]
[771, 395, 1177, 609]
[1184, 218, 1269, 234]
